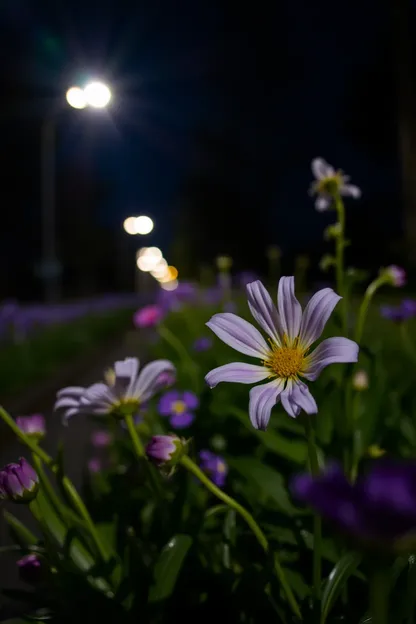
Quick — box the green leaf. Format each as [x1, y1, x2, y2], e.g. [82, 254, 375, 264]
[282, 568, 310, 600]
[228, 457, 300, 515]
[4, 511, 38, 548]
[149, 534, 193, 602]
[321, 551, 363, 624]
[229, 408, 307, 464]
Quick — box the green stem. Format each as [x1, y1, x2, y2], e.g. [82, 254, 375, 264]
[124, 413, 162, 496]
[124, 412, 145, 456]
[334, 193, 347, 335]
[180, 455, 302, 620]
[303, 418, 322, 600]
[400, 323, 416, 364]
[158, 325, 201, 392]
[0, 406, 52, 465]
[354, 276, 385, 345]
[370, 566, 389, 624]
[0, 404, 108, 561]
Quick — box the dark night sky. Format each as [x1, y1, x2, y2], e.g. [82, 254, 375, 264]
[0, 0, 405, 296]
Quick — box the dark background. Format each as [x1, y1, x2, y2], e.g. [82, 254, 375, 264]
[0, 0, 414, 301]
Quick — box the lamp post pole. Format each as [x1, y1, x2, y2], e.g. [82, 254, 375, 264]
[40, 116, 61, 303]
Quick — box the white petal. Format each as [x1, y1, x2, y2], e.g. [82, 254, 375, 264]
[135, 360, 176, 402]
[277, 277, 302, 343]
[206, 313, 269, 359]
[299, 288, 341, 348]
[341, 184, 361, 199]
[290, 380, 318, 414]
[315, 196, 331, 212]
[205, 363, 269, 388]
[246, 280, 282, 344]
[311, 158, 334, 180]
[249, 379, 285, 430]
[303, 337, 359, 381]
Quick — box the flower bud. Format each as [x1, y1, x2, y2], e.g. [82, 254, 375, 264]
[0, 458, 39, 503]
[146, 434, 187, 474]
[352, 370, 369, 391]
[17, 554, 44, 584]
[324, 223, 342, 241]
[319, 254, 335, 272]
[381, 265, 406, 287]
[16, 415, 46, 442]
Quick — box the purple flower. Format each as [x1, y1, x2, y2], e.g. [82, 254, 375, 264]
[88, 458, 102, 473]
[381, 303, 414, 323]
[199, 450, 228, 488]
[133, 305, 164, 328]
[384, 265, 406, 288]
[17, 554, 43, 584]
[91, 430, 112, 448]
[205, 277, 359, 430]
[159, 390, 199, 428]
[55, 357, 175, 421]
[146, 434, 185, 470]
[310, 158, 361, 212]
[16, 414, 46, 440]
[291, 460, 416, 552]
[0, 458, 39, 503]
[193, 337, 213, 352]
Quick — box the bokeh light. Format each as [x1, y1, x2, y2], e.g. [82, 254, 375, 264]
[83, 81, 112, 108]
[66, 87, 87, 109]
[136, 247, 163, 271]
[123, 217, 137, 235]
[135, 216, 154, 235]
[161, 279, 178, 291]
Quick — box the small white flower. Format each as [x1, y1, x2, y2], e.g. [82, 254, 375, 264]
[310, 158, 361, 212]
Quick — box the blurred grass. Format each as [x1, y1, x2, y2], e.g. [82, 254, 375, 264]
[0, 309, 135, 397]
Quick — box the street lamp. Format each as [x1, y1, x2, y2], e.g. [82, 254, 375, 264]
[41, 81, 112, 302]
[123, 215, 154, 236]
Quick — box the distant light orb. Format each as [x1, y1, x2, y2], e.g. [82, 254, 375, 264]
[137, 247, 149, 257]
[137, 247, 163, 272]
[84, 81, 112, 108]
[167, 266, 178, 280]
[123, 217, 137, 235]
[66, 86, 87, 109]
[150, 259, 168, 279]
[135, 215, 154, 235]
[145, 247, 162, 261]
[161, 279, 178, 291]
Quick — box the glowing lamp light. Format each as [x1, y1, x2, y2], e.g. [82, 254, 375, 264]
[135, 215, 154, 235]
[137, 247, 163, 271]
[123, 217, 138, 235]
[66, 87, 87, 109]
[161, 279, 178, 291]
[150, 259, 168, 279]
[83, 81, 112, 108]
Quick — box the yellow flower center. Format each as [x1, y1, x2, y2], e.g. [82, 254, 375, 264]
[172, 400, 186, 414]
[217, 461, 226, 474]
[109, 398, 140, 419]
[265, 344, 305, 379]
[316, 171, 343, 195]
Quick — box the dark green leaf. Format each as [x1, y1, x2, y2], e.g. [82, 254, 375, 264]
[228, 457, 300, 515]
[149, 534, 193, 602]
[282, 568, 310, 600]
[4, 511, 37, 548]
[321, 551, 363, 624]
[229, 408, 307, 463]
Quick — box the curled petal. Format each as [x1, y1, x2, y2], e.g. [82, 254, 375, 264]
[56, 386, 85, 399]
[206, 313, 269, 359]
[135, 360, 175, 402]
[280, 379, 301, 418]
[205, 363, 269, 388]
[311, 158, 334, 180]
[277, 277, 302, 343]
[246, 280, 282, 344]
[315, 196, 331, 212]
[299, 288, 341, 348]
[249, 379, 285, 430]
[290, 381, 318, 414]
[81, 383, 113, 406]
[341, 184, 361, 199]
[303, 337, 359, 381]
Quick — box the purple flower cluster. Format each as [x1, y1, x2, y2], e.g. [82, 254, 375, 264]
[381, 299, 416, 323]
[0, 294, 141, 343]
[0, 458, 39, 503]
[292, 460, 416, 552]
